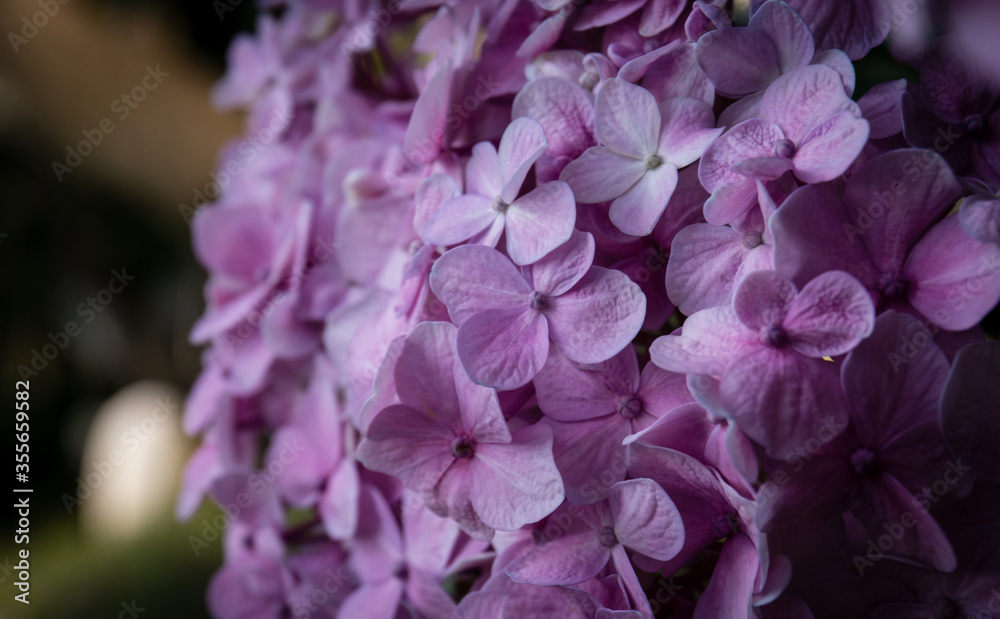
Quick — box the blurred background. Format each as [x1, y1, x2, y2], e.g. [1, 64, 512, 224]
[0, 0, 255, 615]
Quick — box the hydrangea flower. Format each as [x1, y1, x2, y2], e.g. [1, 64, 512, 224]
[181, 1, 1000, 616]
[429, 232, 646, 389]
[356, 321, 565, 539]
[560, 78, 722, 236]
[699, 64, 869, 225]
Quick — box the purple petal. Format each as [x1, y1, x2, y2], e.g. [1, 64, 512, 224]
[394, 321, 461, 423]
[534, 345, 639, 422]
[506, 530, 611, 586]
[666, 223, 749, 315]
[403, 62, 451, 164]
[529, 230, 596, 298]
[658, 97, 723, 168]
[904, 215, 1000, 331]
[784, 270, 876, 357]
[547, 267, 646, 364]
[560, 146, 648, 203]
[639, 0, 686, 36]
[457, 306, 549, 390]
[545, 415, 630, 503]
[610, 164, 679, 236]
[356, 404, 454, 492]
[720, 348, 849, 458]
[697, 25, 782, 97]
[499, 117, 549, 203]
[595, 78, 660, 158]
[609, 479, 685, 560]
[421, 194, 497, 246]
[693, 534, 759, 619]
[733, 270, 798, 331]
[842, 149, 963, 276]
[506, 181, 577, 265]
[430, 245, 532, 325]
[471, 423, 565, 530]
[940, 342, 1000, 482]
[649, 306, 758, 377]
[792, 110, 870, 183]
[770, 183, 880, 290]
[642, 42, 715, 107]
[761, 65, 858, 144]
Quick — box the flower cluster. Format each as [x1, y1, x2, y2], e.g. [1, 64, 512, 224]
[183, 1, 1000, 617]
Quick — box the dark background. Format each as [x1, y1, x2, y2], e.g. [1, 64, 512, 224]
[0, 0, 253, 616]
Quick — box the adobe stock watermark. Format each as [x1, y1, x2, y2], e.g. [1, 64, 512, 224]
[61, 396, 180, 514]
[187, 438, 306, 556]
[289, 566, 352, 617]
[52, 65, 169, 182]
[7, 0, 71, 53]
[385, 73, 499, 189]
[117, 600, 145, 619]
[218, 233, 338, 353]
[844, 144, 963, 244]
[16, 268, 135, 380]
[178, 108, 294, 223]
[852, 459, 970, 576]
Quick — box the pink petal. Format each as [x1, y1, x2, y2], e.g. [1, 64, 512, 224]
[457, 306, 549, 390]
[535, 345, 640, 422]
[506, 181, 577, 265]
[720, 348, 849, 458]
[643, 42, 715, 106]
[693, 535, 759, 619]
[609, 479, 685, 560]
[394, 321, 462, 425]
[512, 77, 595, 161]
[658, 97, 723, 168]
[843, 149, 962, 276]
[545, 415, 630, 504]
[499, 117, 549, 203]
[471, 423, 565, 530]
[649, 307, 757, 377]
[421, 194, 497, 246]
[639, 0, 686, 36]
[466, 141, 504, 198]
[547, 267, 646, 364]
[560, 146, 647, 203]
[792, 110, 870, 183]
[666, 223, 749, 315]
[595, 78, 660, 158]
[904, 215, 1000, 331]
[760, 64, 857, 143]
[356, 404, 455, 492]
[733, 270, 797, 331]
[784, 270, 876, 357]
[403, 62, 451, 164]
[529, 230, 596, 298]
[609, 164, 679, 236]
[506, 530, 611, 586]
[430, 245, 532, 325]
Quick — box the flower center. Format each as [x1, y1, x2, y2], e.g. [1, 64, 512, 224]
[963, 114, 986, 137]
[934, 597, 959, 618]
[850, 448, 878, 477]
[645, 154, 663, 170]
[492, 196, 510, 213]
[742, 231, 763, 249]
[529, 290, 549, 311]
[597, 526, 617, 548]
[773, 139, 796, 159]
[761, 325, 789, 348]
[451, 436, 475, 459]
[878, 272, 906, 298]
[617, 395, 642, 419]
[711, 512, 740, 539]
